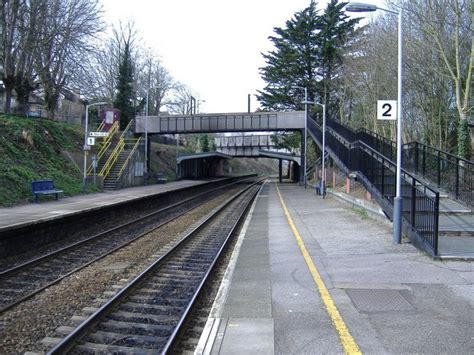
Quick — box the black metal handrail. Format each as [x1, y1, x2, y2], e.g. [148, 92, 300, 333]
[353, 141, 439, 256]
[324, 117, 472, 207]
[403, 142, 473, 206]
[308, 117, 440, 256]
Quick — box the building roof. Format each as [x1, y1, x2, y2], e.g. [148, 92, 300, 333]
[177, 151, 233, 164]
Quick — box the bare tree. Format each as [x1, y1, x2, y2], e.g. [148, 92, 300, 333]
[167, 83, 195, 115]
[34, 0, 104, 118]
[340, 0, 472, 154]
[1, 0, 39, 114]
[137, 50, 175, 115]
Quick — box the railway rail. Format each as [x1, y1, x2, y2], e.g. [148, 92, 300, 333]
[47, 178, 264, 354]
[0, 177, 257, 314]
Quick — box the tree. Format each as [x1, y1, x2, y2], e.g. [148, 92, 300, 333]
[257, 0, 322, 111]
[114, 41, 135, 129]
[340, 0, 472, 156]
[35, 0, 104, 119]
[138, 50, 175, 115]
[1, 0, 38, 115]
[319, 0, 360, 117]
[257, 0, 358, 114]
[200, 134, 210, 152]
[398, 0, 473, 158]
[168, 83, 195, 114]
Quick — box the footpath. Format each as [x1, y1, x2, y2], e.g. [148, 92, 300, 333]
[199, 181, 473, 354]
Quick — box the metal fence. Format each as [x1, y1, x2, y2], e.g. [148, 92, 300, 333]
[308, 117, 440, 257]
[324, 117, 472, 207]
[353, 142, 439, 256]
[403, 142, 473, 206]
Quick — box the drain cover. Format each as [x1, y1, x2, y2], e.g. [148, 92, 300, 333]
[346, 289, 415, 312]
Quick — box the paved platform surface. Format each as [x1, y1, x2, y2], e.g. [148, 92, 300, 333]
[0, 180, 216, 231]
[200, 181, 473, 354]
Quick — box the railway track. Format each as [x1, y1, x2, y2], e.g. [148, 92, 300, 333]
[47, 179, 263, 354]
[0, 177, 256, 314]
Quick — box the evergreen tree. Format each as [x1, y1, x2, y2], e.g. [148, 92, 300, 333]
[257, 0, 359, 118]
[257, 1, 322, 111]
[200, 134, 210, 152]
[114, 43, 135, 130]
[319, 0, 359, 117]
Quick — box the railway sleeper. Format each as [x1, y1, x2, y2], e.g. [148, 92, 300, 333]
[97, 320, 173, 336]
[120, 302, 184, 315]
[75, 341, 156, 354]
[108, 310, 179, 325]
[85, 330, 167, 348]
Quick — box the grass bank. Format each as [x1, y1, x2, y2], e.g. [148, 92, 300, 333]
[0, 115, 83, 207]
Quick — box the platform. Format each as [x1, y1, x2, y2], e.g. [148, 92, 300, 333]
[198, 181, 473, 354]
[0, 179, 219, 232]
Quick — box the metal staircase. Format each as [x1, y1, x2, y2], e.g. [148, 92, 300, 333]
[307, 116, 473, 257]
[102, 137, 142, 190]
[86, 119, 143, 190]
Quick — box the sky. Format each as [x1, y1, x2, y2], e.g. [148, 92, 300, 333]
[100, 0, 385, 113]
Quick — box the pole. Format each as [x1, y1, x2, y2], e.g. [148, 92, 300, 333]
[82, 104, 89, 192]
[321, 104, 326, 198]
[176, 133, 179, 180]
[248, 94, 251, 113]
[393, 10, 403, 244]
[304, 87, 308, 188]
[145, 89, 149, 179]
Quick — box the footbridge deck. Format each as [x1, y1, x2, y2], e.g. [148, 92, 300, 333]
[135, 111, 305, 134]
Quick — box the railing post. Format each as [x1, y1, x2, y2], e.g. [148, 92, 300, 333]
[414, 142, 419, 174]
[422, 144, 426, 177]
[381, 160, 385, 198]
[411, 183, 416, 228]
[433, 193, 439, 257]
[455, 158, 460, 199]
[437, 150, 441, 187]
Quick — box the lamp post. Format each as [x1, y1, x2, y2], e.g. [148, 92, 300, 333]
[83, 101, 107, 192]
[197, 99, 206, 113]
[145, 87, 159, 180]
[292, 86, 308, 187]
[315, 103, 326, 198]
[346, 2, 403, 244]
[145, 89, 150, 178]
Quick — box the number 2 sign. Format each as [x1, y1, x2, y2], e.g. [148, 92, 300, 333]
[377, 100, 397, 120]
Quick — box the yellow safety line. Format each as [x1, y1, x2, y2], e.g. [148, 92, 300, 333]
[275, 183, 362, 355]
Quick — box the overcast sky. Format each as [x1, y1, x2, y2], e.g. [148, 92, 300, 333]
[100, 0, 385, 113]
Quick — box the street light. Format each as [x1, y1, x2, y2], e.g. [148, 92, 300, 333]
[292, 86, 308, 188]
[145, 87, 159, 180]
[197, 99, 206, 113]
[83, 101, 107, 192]
[346, 2, 403, 244]
[314, 103, 326, 199]
[301, 100, 326, 198]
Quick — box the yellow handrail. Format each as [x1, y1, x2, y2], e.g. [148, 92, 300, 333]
[97, 121, 119, 158]
[119, 119, 134, 140]
[97, 119, 105, 132]
[99, 138, 125, 178]
[87, 121, 119, 175]
[116, 137, 142, 180]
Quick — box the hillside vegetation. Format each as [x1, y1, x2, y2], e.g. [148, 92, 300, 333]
[0, 115, 83, 207]
[0, 115, 278, 207]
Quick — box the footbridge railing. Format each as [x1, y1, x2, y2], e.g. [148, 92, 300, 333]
[307, 118, 440, 257]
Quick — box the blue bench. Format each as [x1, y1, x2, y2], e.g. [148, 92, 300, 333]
[32, 180, 63, 203]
